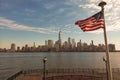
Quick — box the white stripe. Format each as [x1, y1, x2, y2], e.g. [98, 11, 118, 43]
[82, 25, 104, 31]
[80, 22, 104, 28]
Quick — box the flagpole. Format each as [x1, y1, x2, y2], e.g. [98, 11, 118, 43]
[98, 1, 113, 80]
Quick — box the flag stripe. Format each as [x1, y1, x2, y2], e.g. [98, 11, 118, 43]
[81, 20, 104, 29]
[82, 26, 104, 32]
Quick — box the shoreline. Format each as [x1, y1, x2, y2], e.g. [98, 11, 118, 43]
[0, 51, 120, 53]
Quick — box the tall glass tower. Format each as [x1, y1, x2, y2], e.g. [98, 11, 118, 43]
[59, 31, 62, 47]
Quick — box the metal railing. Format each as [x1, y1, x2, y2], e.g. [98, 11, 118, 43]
[7, 70, 23, 80]
[7, 68, 120, 80]
[23, 68, 107, 74]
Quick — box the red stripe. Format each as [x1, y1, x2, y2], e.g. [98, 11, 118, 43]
[77, 18, 104, 27]
[81, 24, 104, 30]
[78, 19, 104, 26]
[81, 24, 104, 31]
[76, 17, 95, 24]
[82, 25, 104, 31]
[79, 19, 97, 26]
[80, 20, 97, 27]
[80, 21, 104, 29]
[83, 26, 104, 32]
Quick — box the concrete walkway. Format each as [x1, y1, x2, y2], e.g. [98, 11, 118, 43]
[16, 73, 106, 80]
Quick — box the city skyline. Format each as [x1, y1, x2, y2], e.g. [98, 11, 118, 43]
[0, 0, 120, 50]
[0, 31, 116, 52]
[0, 37, 116, 52]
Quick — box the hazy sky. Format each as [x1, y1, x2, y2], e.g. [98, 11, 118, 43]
[0, 0, 120, 50]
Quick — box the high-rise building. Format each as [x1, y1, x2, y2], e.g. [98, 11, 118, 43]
[82, 42, 88, 51]
[91, 40, 94, 45]
[108, 44, 116, 51]
[33, 42, 36, 48]
[17, 46, 20, 52]
[45, 40, 48, 46]
[30, 42, 36, 51]
[48, 40, 54, 48]
[63, 41, 69, 51]
[54, 41, 60, 52]
[77, 40, 82, 51]
[71, 39, 76, 48]
[25, 44, 29, 51]
[89, 40, 94, 51]
[59, 31, 62, 47]
[68, 37, 71, 48]
[11, 43, 16, 52]
[21, 46, 25, 51]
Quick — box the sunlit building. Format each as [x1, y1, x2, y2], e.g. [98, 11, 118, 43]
[82, 42, 88, 51]
[17, 46, 20, 52]
[63, 41, 69, 51]
[71, 39, 76, 48]
[77, 40, 82, 51]
[45, 40, 48, 46]
[68, 37, 71, 48]
[48, 40, 54, 48]
[54, 41, 60, 52]
[89, 40, 95, 51]
[25, 44, 29, 51]
[59, 31, 62, 47]
[108, 44, 116, 52]
[10, 43, 16, 52]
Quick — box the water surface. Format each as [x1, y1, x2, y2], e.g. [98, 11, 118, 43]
[0, 52, 120, 80]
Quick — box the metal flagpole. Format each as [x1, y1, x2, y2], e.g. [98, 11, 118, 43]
[98, 1, 113, 80]
[103, 57, 109, 80]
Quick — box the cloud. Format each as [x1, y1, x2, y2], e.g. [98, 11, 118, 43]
[32, 0, 42, 3]
[66, 11, 78, 17]
[0, 1, 9, 9]
[0, 17, 82, 35]
[57, 8, 65, 14]
[79, 3, 100, 10]
[64, 0, 82, 6]
[43, 2, 56, 10]
[0, 26, 4, 29]
[0, 17, 58, 34]
[24, 8, 36, 13]
[60, 24, 82, 34]
[23, 8, 37, 17]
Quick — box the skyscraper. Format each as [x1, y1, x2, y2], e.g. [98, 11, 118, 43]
[33, 42, 36, 48]
[68, 37, 71, 48]
[108, 44, 116, 52]
[59, 31, 62, 47]
[48, 40, 54, 48]
[71, 39, 76, 48]
[45, 40, 48, 46]
[25, 44, 28, 51]
[91, 40, 94, 45]
[11, 43, 16, 52]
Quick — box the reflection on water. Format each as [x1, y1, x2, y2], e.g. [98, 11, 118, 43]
[0, 52, 120, 80]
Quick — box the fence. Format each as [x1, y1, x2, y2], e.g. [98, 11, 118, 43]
[7, 70, 23, 80]
[23, 68, 120, 74]
[7, 68, 120, 80]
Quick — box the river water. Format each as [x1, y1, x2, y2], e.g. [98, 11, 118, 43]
[0, 52, 120, 80]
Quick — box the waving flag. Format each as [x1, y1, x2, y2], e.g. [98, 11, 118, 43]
[75, 11, 104, 32]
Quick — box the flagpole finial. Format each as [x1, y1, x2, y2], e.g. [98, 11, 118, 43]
[98, 1, 106, 7]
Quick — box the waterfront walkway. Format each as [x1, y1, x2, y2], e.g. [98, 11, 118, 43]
[7, 68, 120, 80]
[16, 73, 106, 80]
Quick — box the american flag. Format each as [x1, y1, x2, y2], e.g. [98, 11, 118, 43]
[75, 11, 104, 32]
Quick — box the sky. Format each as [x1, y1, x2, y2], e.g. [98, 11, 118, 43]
[0, 0, 120, 50]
